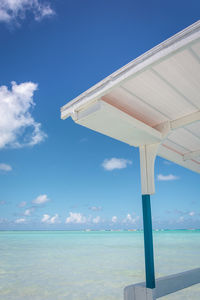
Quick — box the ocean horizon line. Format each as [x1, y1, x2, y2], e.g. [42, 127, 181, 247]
[0, 228, 200, 232]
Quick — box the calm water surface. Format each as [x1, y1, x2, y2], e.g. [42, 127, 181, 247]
[0, 230, 200, 300]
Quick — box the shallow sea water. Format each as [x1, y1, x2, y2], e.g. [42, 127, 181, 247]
[0, 230, 199, 300]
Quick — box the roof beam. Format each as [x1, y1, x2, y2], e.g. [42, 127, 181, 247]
[183, 149, 200, 161]
[154, 111, 200, 138]
[171, 111, 200, 130]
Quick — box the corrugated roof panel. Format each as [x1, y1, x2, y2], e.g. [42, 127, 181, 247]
[162, 139, 189, 155]
[158, 144, 200, 174]
[168, 128, 200, 152]
[153, 47, 200, 109]
[102, 87, 168, 127]
[121, 68, 196, 120]
[191, 40, 200, 58]
[186, 121, 200, 138]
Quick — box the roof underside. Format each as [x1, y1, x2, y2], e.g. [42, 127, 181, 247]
[61, 21, 200, 174]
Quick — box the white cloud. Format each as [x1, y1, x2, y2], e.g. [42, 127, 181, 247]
[102, 158, 132, 171]
[24, 209, 31, 216]
[111, 216, 117, 223]
[41, 214, 50, 222]
[41, 214, 59, 224]
[0, 0, 54, 24]
[15, 218, 25, 223]
[125, 213, 132, 222]
[123, 214, 139, 224]
[0, 82, 46, 149]
[24, 208, 34, 216]
[32, 194, 49, 205]
[92, 216, 100, 224]
[157, 174, 179, 181]
[19, 201, 26, 207]
[0, 163, 12, 171]
[49, 214, 59, 224]
[0, 8, 10, 22]
[189, 211, 195, 216]
[65, 212, 87, 224]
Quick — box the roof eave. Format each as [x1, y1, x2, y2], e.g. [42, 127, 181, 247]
[60, 20, 200, 120]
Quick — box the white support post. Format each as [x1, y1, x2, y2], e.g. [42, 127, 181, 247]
[139, 143, 159, 195]
[139, 143, 159, 292]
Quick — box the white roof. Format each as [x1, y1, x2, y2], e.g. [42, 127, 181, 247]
[61, 21, 200, 174]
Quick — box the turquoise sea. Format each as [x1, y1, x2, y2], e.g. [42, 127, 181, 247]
[0, 230, 200, 300]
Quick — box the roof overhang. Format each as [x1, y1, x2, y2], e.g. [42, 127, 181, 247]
[61, 21, 200, 174]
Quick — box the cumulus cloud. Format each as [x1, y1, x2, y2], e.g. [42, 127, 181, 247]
[49, 214, 59, 224]
[111, 216, 117, 223]
[0, 82, 46, 149]
[124, 213, 132, 222]
[123, 213, 139, 224]
[65, 212, 87, 224]
[32, 194, 49, 205]
[92, 216, 100, 224]
[15, 218, 25, 223]
[0, 163, 12, 171]
[41, 214, 50, 222]
[0, 0, 54, 25]
[102, 158, 132, 171]
[24, 208, 35, 216]
[41, 213, 59, 224]
[157, 174, 179, 181]
[24, 209, 31, 216]
[89, 206, 102, 211]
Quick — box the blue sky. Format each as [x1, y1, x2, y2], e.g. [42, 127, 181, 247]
[0, 0, 200, 230]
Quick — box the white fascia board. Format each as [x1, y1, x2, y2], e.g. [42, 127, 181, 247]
[61, 21, 200, 120]
[183, 149, 200, 161]
[74, 100, 163, 143]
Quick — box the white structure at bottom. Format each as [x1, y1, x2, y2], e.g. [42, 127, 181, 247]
[124, 268, 200, 300]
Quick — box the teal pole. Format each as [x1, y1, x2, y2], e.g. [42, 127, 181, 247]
[142, 194, 155, 289]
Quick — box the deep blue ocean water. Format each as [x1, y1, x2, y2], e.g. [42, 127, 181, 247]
[0, 230, 200, 299]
